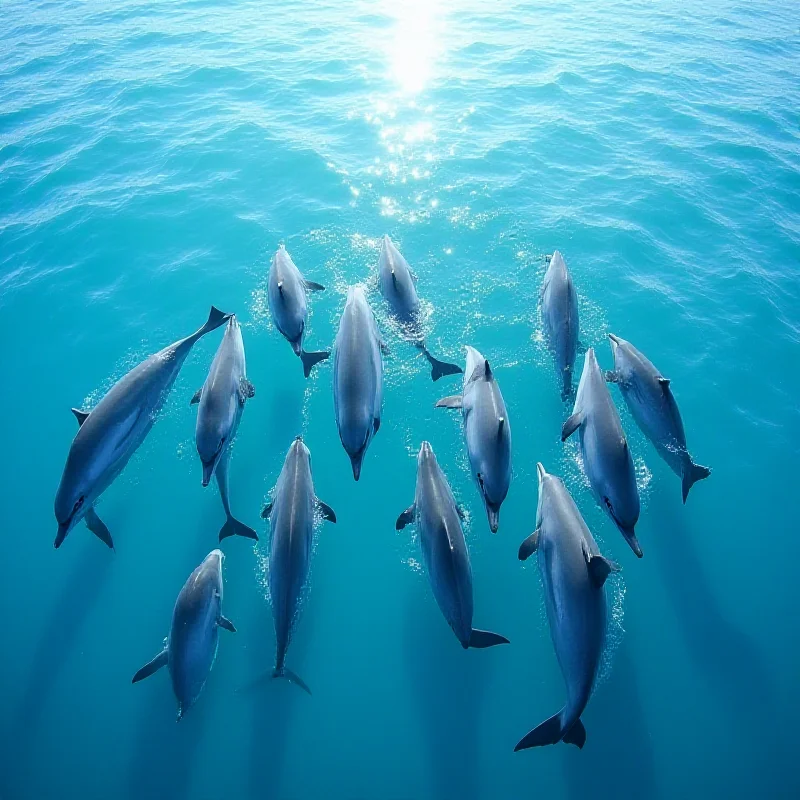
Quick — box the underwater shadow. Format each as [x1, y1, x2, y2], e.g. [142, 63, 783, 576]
[402, 586, 490, 800]
[564, 642, 659, 800]
[6, 542, 113, 771]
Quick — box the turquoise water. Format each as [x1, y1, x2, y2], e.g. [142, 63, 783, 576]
[1, 0, 799, 797]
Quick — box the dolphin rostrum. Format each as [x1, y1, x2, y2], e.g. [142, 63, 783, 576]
[333, 285, 384, 481]
[261, 437, 336, 694]
[190, 315, 257, 542]
[606, 333, 710, 502]
[54, 306, 231, 550]
[562, 347, 642, 556]
[515, 463, 619, 751]
[132, 549, 236, 721]
[435, 346, 512, 533]
[268, 245, 329, 377]
[541, 250, 579, 399]
[396, 441, 508, 649]
[378, 235, 462, 382]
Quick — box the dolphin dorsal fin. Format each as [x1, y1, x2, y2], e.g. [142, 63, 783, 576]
[71, 408, 90, 426]
[497, 417, 505, 436]
[484, 359, 493, 381]
[277, 280, 284, 294]
[657, 376, 671, 389]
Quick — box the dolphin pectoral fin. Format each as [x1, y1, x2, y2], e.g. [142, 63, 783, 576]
[604, 370, 619, 383]
[190, 388, 202, 405]
[468, 629, 509, 648]
[518, 530, 540, 561]
[304, 280, 325, 292]
[274, 667, 311, 695]
[300, 350, 329, 378]
[682, 461, 711, 503]
[396, 504, 416, 530]
[585, 548, 621, 588]
[316, 499, 337, 523]
[219, 515, 258, 542]
[562, 719, 586, 748]
[85, 507, 114, 550]
[561, 411, 582, 441]
[239, 378, 256, 404]
[217, 615, 236, 633]
[71, 408, 90, 426]
[261, 500, 274, 519]
[484, 359, 493, 381]
[132, 649, 168, 683]
[435, 394, 463, 409]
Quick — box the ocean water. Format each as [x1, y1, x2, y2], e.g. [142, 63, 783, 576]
[1, 0, 799, 797]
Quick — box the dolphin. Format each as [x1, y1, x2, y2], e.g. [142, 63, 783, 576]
[515, 463, 619, 751]
[132, 549, 236, 721]
[261, 436, 336, 694]
[396, 441, 508, 649]
[333, 286, 384, 481]
[378, 235, 462, 382]
[54, 306, 231, 550]
[435, 346, 511, 533]
[190, 315, 257, 542]
[541, 250, 579, 399]
[606, 333, 710, 502]
[268, 245, 329, 378]
[562, 348, 642, 557]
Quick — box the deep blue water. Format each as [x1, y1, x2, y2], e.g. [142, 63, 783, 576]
[1, 1, 799, 798]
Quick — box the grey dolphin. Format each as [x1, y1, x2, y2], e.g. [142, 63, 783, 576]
[435, 346, 512, 533]
[190, 315, 257, 542]
[333, 285, 383, 481]
[54, 306, 231, 550]
[268, 245, 329, 378]
[515, 463, 619, 750]
[562, 348, 642, 557]
[261, 436, 336, 694]
[541, 250, 579, 399]
[378, 235, 462, 382]
[132, 549, 236, 721]
[606, 333, 710, 502]
[396, 441, 508, 649]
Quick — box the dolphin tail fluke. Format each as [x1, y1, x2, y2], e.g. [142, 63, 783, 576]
[132, 649, 168, 683]
[422, 347, 463, 382]
[219, 515, 259, 542]
[515, 710, 584, 750]
[681, 462, 711, 503]
[468, 629, 510, 648]
[300, 349, 330, 378]
[85, 507, 114, 550]
[273, 667, 312, 695]
[200, 306, 231, 336]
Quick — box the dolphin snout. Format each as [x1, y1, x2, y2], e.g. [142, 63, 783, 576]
[419, 441, 433, 460]
[350, 451, 364, 481]
[536, 462, 547, 482]
[54, 521, 71, 549]
[201, 460, 216, 487]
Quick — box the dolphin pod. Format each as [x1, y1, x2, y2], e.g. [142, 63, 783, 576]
[436, 346, 512, 533]
[261, 437, 336, 694]
[54, 306, 231, 550]
[378, 235, 462, 382]
[516, 464, 619, 750]
[606, 333, 711, 502]
[562, 348, 643, 557]
[191, 315, 258, 542]
[396, 441, 508, 649]
[268, 245, 329, 377]
[541, 250, 579, 400]
[132, 549, 236, 721]
[333, 285, 384, 480]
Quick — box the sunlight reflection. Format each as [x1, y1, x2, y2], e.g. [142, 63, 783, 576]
[386, 0, 441, 95]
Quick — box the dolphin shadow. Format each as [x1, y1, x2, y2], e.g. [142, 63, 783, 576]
[266, 387, 304, 452]
[5, 542, 113, 775]
[564, 643, 659, 800]
[402, 586, 489, 800]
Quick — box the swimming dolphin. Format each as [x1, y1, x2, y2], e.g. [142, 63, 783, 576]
[515, 463, 618, 751]
[132, 549, 236, 721]
[435, 346, 511, 533]
[333, 286, 384, 481]
[606, 334, 710, 502]
[268, 245, 329, 378]
[378, 235, 462, 382]
[396, 441, 508, 649]
[54, 306, 231, 550]
[562, 348, 642, 557]
[541, 251, 579, 399]
[190, 315, 257, 542]
[261, 436, 336, 694]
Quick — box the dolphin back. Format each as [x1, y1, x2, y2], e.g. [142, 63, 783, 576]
[378, 236, 420, 325]
[541, 252, 579, 399]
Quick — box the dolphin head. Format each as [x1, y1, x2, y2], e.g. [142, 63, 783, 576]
[535, 462, 549, 530]
[198, 433, 226, 486]
[289, 434, 311, 463]
[417, 440, 435, 465]
[601, 475, 642, 558]
[53, 467, 91, 548]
